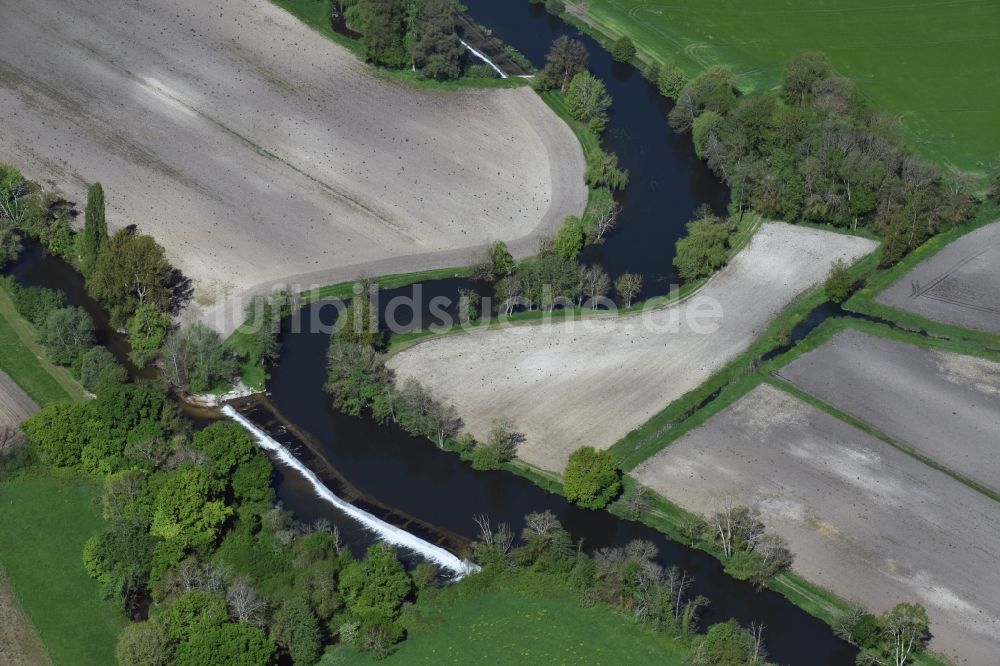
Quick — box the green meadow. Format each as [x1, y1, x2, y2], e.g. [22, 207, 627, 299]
[578, 0, 1000, 173]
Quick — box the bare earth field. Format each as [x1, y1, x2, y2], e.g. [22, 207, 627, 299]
[877, 222, 1000, 335]
[0, 371, 39, 431]
[0, 568, 48, 666]
[779, 329, 1000, 492]
[0, 0, 586, 334]
[389, 224, 876, 471]
[633, 383, 1000, 665]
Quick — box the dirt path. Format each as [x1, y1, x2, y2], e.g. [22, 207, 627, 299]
[633, 383, 1000, 665]
[0, 0, 587, 336]
[389, 223, 877, 471]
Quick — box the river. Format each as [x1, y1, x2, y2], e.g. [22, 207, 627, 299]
[4, 2, 859, 661]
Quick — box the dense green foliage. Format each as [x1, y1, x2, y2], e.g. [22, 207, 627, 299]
[824, 259, 853, 304]
[160, 323, 239, 394]
[671, 53, 974, 266]
[563, 446, 622, 509]
[89, 228, 173, 325]
[534, 35, 588, 92]
[611, 35, 636, 62]
[673, 214, 737, 280]
[565, 70, 612, 134]
[80, 182, 107, 275]
[410, 0, 463, 80]
[580, 0, 999, 170]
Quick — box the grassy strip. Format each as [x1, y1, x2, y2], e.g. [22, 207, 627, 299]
[845, 203, 1000, 347]
[325, 568, 688, 664]
[0, 470, 122, 665]
[0, 286, 86, 406]
[268, 0, 527, 91]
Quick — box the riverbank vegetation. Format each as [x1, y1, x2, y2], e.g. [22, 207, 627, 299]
[567, 0, 999, 173]
[668, 52, 976, 268]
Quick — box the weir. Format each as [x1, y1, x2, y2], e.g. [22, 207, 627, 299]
[222, 405, 478, 578]
[459, 39, 508, 78]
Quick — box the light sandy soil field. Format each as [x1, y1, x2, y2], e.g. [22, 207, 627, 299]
[778, 329, 1000, 492]
[0, 371, 38, 430]
[0, 568, 48, 666]
[389, 223, 876, 471]
[0, 0, 586, 335]
[633, 383, 1000, 665]
[877, 222, 1000, 335]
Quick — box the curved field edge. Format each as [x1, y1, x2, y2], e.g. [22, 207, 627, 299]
[845, 203, 1000, 346]
[0, 565, 50, 666]
[0, 471, 123, 666]
[559, 0, 999, 174]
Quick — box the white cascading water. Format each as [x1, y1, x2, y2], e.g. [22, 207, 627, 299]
[459, 39, 508, 78]
[221, 405, 478, 578]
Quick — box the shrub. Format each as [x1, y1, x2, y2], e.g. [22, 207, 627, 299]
[824, 259, 853, 303]
[673, 217, 735, 280]
[611, 36, 636, 62]
[3, 278, 64, 328]
[563, 446, 622, 509]
[80, 346, 126, 393]
[566, 71, 613, 134]
[40, 306, 94, 366]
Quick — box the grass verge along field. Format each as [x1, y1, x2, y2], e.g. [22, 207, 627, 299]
[875, 220, 1000, 335]
[570, 0, 1000, 172]
[0, 471, 121, 665]
[0, 566, 48, 666]
[632, 382, 1000, 665]
[778, 328, 1000, 494]
[389, 223, 876, 471]
[0, 287, 85, 406]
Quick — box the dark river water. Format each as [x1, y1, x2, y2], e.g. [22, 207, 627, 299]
[3, 3, 858, 662]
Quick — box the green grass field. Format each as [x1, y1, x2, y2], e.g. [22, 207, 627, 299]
[326, 584, 687, 664]
[0, 287, 86, 406]
[0, 471, 122, 665]
[575, 0, 1000, 173]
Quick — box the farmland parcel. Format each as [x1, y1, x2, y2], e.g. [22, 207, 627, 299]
[570, 0, 1000, 171]
[633, 383, 1000, 664]
[0, 0, 587, 335]
[778, 328, 1000, 492]
[876, 221, 1000, 335]
[389, 223, 876, 471]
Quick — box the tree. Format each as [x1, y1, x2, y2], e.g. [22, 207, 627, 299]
[783, 51, 833, 105]
[270, 595, 323, 665]
[79, 346, 126, 393]
[673, 217, 734, 280]
[411, 0, 462, 80]
[116, 618, 175, 666]
[89, 228, 172, 324]
[150, 466, 232, 550]
[79, 182, 107, 275]
[360, 0, 409, 68]
[41, 306, 94, 366]
[159, 324, 238, 394]
[668, 65, 737, 132]
[127, 302, 173, 365]
[325, 339, 390, 416]
[687, 620, 772, 666]
[564, 446, 622, 509]
[611, 36, 636, 62]
[824, 259, 853, 303]
[21, 401, 92, 466]
[590, 198, 620, 242]
[580, 265, 611, 308]
[657, 60, 687, 98]
[614, 273, 643, 308]
[192, 421, 256, 477]
[537, 36, 588, 92]
[585, 150, 629, 190]
[857, 603, 930, 666]
[83, 518, 155, 610]
[471, 239, 517, 283]
[174, 622, 275, 666]
[471, 417, 521, 470]
[566, 71, 613, 134]
[339, 543, 412, 639]
[554, 215, 585, 260]
[494, 275, 523, 316]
